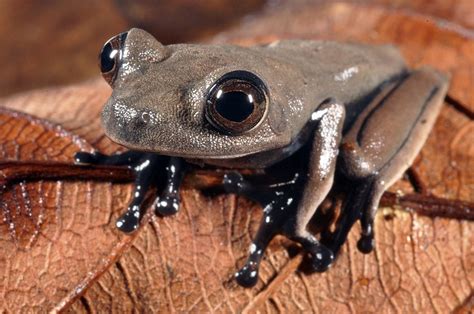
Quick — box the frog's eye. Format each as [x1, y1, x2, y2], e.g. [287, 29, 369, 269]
[99, 32, 128, 86]
[206, 71, 268, 135]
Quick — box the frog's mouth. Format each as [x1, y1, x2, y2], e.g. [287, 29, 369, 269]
[101, 98, 293, 160]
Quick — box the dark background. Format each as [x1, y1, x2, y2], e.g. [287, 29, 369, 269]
[0, 0, 472, 98]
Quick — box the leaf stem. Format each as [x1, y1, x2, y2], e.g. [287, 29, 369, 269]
[1, 161, 472, 221]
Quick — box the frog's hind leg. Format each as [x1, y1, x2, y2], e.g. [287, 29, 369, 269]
[329, 68, 449, 255]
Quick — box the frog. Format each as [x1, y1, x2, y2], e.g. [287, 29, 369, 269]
[75, 28, 449, 287]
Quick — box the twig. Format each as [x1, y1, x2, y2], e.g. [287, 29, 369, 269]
[380, 191, 473, 220]
[1, 161, 472, 221]
[445, 94, 474, 120]
[406, 167, 429, 195]
[0, 161, 133, 187]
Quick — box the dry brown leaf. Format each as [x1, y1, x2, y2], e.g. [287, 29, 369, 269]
[0, 108, 143, 311]
[364, 0, 474, 29]
[0, 1, 472, 312]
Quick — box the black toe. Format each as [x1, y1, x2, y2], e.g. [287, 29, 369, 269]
[155, 195, 179, 216]
[235, 265, 259, 287]
[116, 208, 141, 233]
[74, 152, 97, 164]
[357, 235, 374, 253]
[308, 245, 334, 272]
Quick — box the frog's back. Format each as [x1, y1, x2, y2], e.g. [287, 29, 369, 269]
[254, 39, 406, 83]
[248, 40, 407, 134]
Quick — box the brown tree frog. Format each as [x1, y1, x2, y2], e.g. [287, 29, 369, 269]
[75, 28, 449, 287]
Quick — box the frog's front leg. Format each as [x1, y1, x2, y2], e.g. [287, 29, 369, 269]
[155, 157, 187, 216]
[74, 151, 186, 232]
[222, 171, 294, 287]
[224, 101, 346, 286]
[283, 100, 345, 272]
[328, 68, 449, 255]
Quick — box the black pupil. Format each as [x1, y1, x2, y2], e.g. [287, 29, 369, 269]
[215, 90, 254, 122]
[100, 42, 116, 73]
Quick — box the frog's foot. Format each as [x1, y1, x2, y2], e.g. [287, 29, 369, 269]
[234, 201, 285, 287]
[358, 208, 375, 253]
[223, 171, 301, 287]
[223, 172, 275, 287]
[322, 178, 376, 256]
[74, 150, 164, 233]
[154, 157, 187, 216]
[290, 233, 334, 272]
[154, 194, 180, 216]
[234, 241, 266, 287]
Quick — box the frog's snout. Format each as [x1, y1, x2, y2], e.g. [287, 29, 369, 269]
[101, 96, 163, 150]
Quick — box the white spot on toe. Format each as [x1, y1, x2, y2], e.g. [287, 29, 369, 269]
[250, 243, 257, 254]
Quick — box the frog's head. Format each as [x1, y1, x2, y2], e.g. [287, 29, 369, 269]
[98, 28, 296, 159]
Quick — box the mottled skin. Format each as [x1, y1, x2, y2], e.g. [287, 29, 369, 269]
[76, 28, 449, 287]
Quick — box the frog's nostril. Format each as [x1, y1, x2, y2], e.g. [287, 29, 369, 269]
[141, 112, 151, 124]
